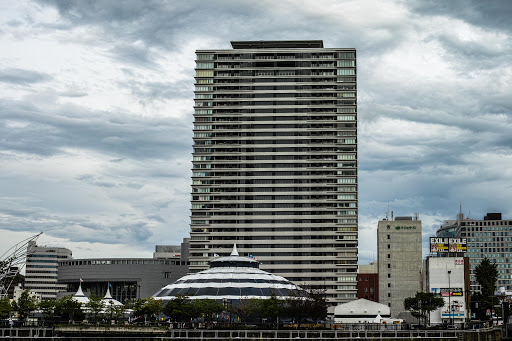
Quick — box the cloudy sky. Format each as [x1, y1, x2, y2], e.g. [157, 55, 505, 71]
[1, 0, 511, 263]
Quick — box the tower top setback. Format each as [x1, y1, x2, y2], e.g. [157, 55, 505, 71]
[230, 40, 324, 49]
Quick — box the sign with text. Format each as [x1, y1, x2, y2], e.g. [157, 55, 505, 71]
[430, 237, 467, 253]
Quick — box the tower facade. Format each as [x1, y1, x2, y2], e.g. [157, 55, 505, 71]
[190, 40, 357, 303]
[378, 217, 422, 318]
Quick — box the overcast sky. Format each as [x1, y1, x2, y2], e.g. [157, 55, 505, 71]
[1, 0, 511, 263]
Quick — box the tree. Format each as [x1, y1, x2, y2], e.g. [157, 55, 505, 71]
[38, 299, 57, 324]
[191, 299, 224, 323]
[261, 293, 283, 326]
[12, 290, 37, 320]
[133, 297, 162, 322]
[229, 297, 251, 323]
[56, 296, 84, 322]
[0, 296, 13, 319]
[404, 292, 445, 326]
[305, 289, 328, 322]
[163, 295, 194, 322]
[85, 294, 104, 322]
[475, 257, 498, 322]
[105, 304, 125, 321]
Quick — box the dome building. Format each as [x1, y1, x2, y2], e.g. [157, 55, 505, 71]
[153, 245, 303, 303]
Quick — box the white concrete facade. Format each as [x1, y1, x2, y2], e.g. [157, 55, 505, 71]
[24, 241, 71, 300]
[378, 218, 422, 318]
[424, 256, 467, 325]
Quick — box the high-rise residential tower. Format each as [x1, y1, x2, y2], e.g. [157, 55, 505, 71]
[190, 41, 357, 303]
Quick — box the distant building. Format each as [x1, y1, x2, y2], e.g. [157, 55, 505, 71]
[423, 255, 469, 326]
[437, 211, 512, 292]
[24, 241, 72, 300]
[57, 243, 189, 304]
[377, 216, 422, 318]
[357, 262, 378, 302]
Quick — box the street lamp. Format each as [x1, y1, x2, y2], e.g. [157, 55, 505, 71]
[448, 270, 452, 328]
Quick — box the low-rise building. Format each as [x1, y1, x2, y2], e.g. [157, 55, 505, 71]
[57, 243, 189, 304]
[423, 255, 469, 326]
[357, 262, 378, 302]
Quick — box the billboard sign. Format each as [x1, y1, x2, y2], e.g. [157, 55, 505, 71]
[430, 237, 466, 253]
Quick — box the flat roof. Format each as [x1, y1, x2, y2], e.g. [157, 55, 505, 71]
[231, 40, 324, 49]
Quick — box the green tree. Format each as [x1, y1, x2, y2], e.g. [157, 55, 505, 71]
[38, 299, 57, 324]
[404, 292, 445, 326]
[105, 304, 125, 321]
[12, 290, 37, 320]
[85, 294, 104, 322]
[133, 297, 162, 322]
[305, 289, 328, 322]
[261, 293, 283, 326]
[56, 296, 84, 322]
[163, 295, 193, 322]
[230, 297, 254, 323]
[191, 299, 224, 323]
[0, 296, 13, 319]
[475, 257, 498, 322]
[283, 291, 306, 325]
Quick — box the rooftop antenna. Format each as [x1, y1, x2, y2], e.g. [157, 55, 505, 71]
[391, 211, 394, 221]
[385, 203, 389, 220]
[414, 213, 419, 221]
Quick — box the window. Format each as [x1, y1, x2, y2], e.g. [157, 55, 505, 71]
[337, 69, 355, 76]
[337, 60, 355, 67]
[387, 244, 390, 249]
[387, 283, 391, 288]
[387, 254, 390, 259]
[387, 273, 391, 278]
[387, 234, 390, 240]
[388, 293, 391, 297]
[387, 263, 390, 269]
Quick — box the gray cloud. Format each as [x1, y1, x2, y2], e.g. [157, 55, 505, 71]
[408, 0, 512, 33]
[0, 68, 52, 85]
[0, 98, 192, 159]
[2, 0, 511, 260]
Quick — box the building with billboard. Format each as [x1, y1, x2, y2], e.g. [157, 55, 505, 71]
[436, 211, 512, 292]
[377, 216, 422, 318]
[190, 40, 358, 304]
[423, 256, 470, 326]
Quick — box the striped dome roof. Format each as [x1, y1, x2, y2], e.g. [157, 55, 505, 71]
[153, 245, 303, 301]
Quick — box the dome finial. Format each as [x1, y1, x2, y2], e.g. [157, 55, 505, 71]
[231, 243, 239, 256]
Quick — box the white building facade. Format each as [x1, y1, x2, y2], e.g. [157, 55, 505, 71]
[424, 256, 468, 325]
[24, 241, 72, 300]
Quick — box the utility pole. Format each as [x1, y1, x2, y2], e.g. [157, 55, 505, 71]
[448, 270, 452, 328]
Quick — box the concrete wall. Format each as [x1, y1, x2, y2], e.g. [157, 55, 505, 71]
[378, 219, 422, 318]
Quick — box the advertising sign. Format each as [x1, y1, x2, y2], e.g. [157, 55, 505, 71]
[430, 237, 466, 253]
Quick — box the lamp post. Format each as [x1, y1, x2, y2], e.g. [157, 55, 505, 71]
[448, 270, 452, 328]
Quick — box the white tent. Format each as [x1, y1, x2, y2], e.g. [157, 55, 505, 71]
[72, 282, 90, 304]
[102, 286, 123, 306]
